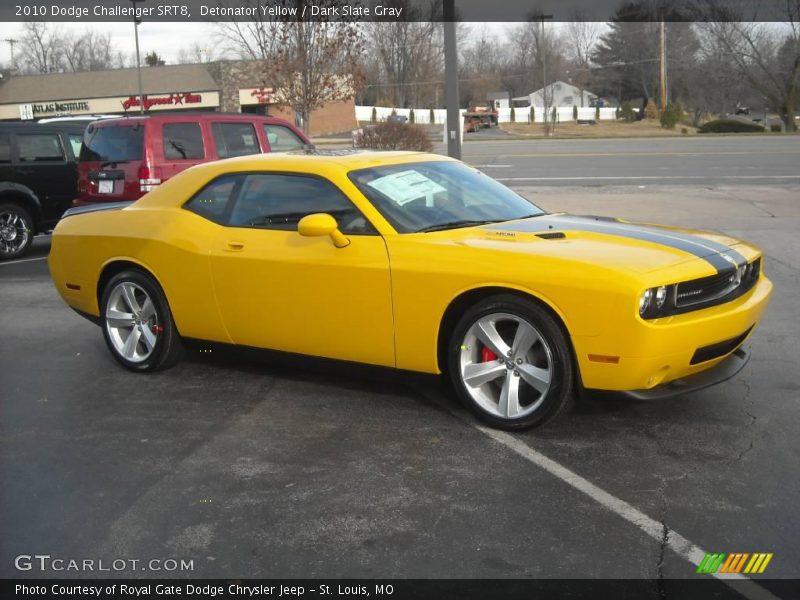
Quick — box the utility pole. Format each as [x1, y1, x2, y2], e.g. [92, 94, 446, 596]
[3, 38, 18, 70]
[131, 0, 146, 115]
[659, 20, 667, 111]
[533, 14, 553, 132]
[443, 0, 460, 159]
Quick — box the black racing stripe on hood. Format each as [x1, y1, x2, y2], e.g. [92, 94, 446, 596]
[487, 215, 747, 274]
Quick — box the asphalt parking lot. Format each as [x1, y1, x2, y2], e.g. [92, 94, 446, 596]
[1, 139, 799, 598]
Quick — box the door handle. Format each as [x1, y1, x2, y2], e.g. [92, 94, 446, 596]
[225, 241, 245, 251]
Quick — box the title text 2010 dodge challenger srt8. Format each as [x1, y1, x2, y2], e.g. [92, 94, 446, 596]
[48, 151, 772, 430]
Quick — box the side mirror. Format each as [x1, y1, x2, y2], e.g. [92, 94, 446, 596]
[298, 213, 350, 248]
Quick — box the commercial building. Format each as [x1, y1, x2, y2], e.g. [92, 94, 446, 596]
[0, 60, 356, 136]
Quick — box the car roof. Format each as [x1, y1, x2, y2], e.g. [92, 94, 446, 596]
[88, 112, 297, 126]
[200, 149, 453, 172]
[0, 122, 87, 133]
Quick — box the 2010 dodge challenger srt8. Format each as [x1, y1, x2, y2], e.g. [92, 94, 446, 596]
[49, 150, 772, 430]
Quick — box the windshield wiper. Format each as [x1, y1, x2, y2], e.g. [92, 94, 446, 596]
[415, 218, 510, 233]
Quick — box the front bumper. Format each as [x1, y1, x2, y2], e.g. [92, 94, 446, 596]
[573, 275, 772, 392]
[619, 346, 750, 400]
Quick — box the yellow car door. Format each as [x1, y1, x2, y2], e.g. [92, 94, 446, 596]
[208, 172, 395, 367]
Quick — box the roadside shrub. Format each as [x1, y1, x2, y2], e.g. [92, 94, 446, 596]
[573, 105, 578, 120]
[409, 108, 415, 124]
[698, 119, 765, 134]
[354, 121, 433, 152]
[770, 124, 782, 132]
[510, 106, 516, 123]
[620, 101, 635, 122]
[660, 102, 682, 129]
[645, 99, 659, 120]
[429, 107, 435, 124]
[595, 105, 600, 120]
[371, 106, 377, 124]
[530, 106, 535, 124]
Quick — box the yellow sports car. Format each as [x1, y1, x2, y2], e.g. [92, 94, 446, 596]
[49, 151, 772, 429]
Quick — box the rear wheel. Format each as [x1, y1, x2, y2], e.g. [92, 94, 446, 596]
[447, 295, 575, 430]
[0, 203, 34, 260]
[100, 270, 183, 372]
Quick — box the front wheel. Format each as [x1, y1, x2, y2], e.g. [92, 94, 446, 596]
[0, 203, 34, 260]
[100, 270, 183, 372]
[447, 295, 575, 430]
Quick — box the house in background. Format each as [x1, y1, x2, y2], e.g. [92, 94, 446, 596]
[512, 81, 602, 108]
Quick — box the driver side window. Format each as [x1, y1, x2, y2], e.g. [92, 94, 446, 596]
[228, 173, 375, 235]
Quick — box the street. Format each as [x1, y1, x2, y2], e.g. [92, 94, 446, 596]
[456, 135, 800, 186]
[1, 137, 799, 599]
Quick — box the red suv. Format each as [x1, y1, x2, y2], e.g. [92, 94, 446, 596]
[76, 113, 310, 205]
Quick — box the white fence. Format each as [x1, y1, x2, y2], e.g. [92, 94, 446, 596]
[356, 105, 618, 124]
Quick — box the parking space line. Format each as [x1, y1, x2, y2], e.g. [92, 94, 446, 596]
[0, 257, 47, 267]
[471, 424, 781, 600]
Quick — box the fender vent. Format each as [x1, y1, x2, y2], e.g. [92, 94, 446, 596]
[535, 232, 566, 239]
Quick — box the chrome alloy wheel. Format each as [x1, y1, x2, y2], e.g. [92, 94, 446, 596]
[105, 281, 159, 363]
[458, 312, 553, 420]
[0, 210, 30, 255]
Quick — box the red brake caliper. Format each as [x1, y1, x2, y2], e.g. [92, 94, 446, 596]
[481, 347, 497, 362]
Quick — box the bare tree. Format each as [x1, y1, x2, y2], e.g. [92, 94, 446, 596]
[268, 2, 365, 134]
[366, 0, 443, 108]
[61, 30, 115, 72]
[215, 0, 282, 60]
[699, 2, 800, 131]
[459, 26, 504, 108]
[565, 16, 602, 106]
[17, 22, 63, 74]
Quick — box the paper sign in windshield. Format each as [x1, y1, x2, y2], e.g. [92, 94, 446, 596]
[366, 170, 446, 206]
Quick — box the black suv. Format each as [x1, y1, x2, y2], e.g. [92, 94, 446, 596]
[0, 122, 87, 259]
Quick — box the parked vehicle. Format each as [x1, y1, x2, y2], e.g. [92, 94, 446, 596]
[76, 113, 310, 205]
[49, 151, 771, 430]
[0, 121, 87, 259]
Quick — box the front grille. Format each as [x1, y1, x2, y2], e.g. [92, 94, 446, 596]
[690, 326, 754, 364]
[674, 258, 761, 312]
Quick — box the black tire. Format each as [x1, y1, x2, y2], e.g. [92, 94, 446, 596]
[100, 270, 183, 372]
[447, 294, 575, 430]
[0, 202, 34, 260]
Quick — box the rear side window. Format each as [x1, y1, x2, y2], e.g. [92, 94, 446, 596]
[16, 134, 65, 162]
[228, 173, 373, 234]
[264, 124, 304, 152]
[66, 133, 83, 158]
[184, 175, 242, 223]
[212, 122, 260, 158]
[0, 134, 9, 163]
[80, 125, 144, 162]
[163, 123, 205, 160]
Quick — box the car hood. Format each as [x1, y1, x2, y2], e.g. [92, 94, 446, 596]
[442, 214, 752, 276]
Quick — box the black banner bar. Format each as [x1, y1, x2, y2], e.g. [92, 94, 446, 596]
[5, 579, 800, 600]
[0, 0, 795, 23]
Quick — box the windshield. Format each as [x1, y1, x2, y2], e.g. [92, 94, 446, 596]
[79, 123, 143, 162]
[349, 161, 543, 233]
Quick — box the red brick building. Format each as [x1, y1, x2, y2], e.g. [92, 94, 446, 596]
[0, 60, 356, 137]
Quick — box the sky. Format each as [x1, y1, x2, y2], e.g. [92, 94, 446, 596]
[0, 22, 221, 66]
[0, 21, 521, 68]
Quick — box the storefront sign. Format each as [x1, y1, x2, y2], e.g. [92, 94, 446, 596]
[30, 100, 91, 116]
[121, 93, 203, 111]
[239, 87, 275, 106]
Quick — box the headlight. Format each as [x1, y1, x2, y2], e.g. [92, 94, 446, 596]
[639, 285, 672, 318]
